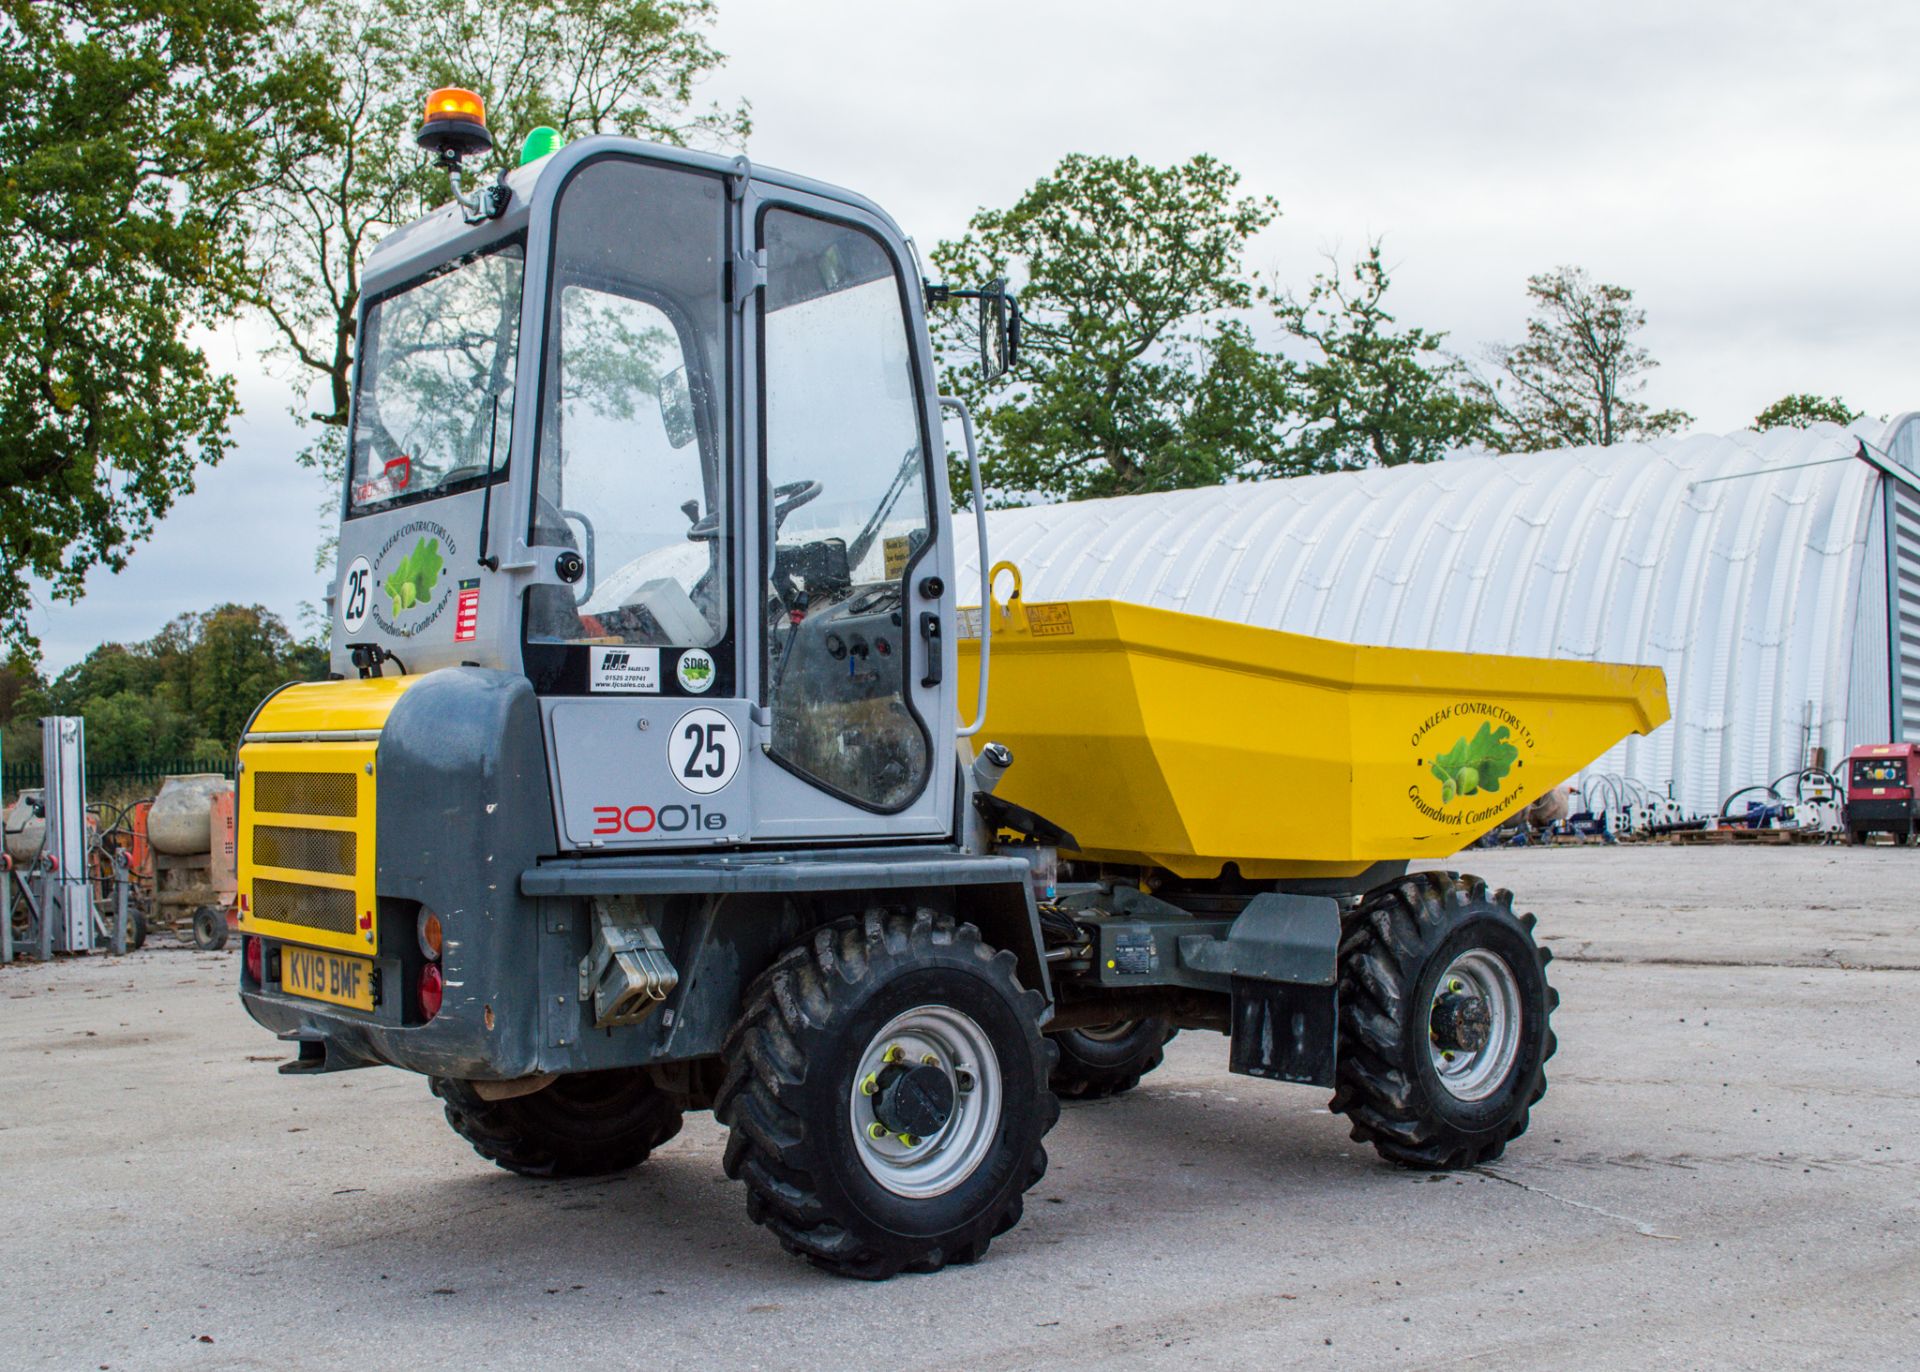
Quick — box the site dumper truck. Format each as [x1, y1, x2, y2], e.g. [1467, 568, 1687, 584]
[234, 91, 1672, 1279]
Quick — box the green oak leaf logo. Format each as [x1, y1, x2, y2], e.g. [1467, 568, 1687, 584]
[682, 657, 711, 681]
[1431, 721, 1520, 804]
[383, 536, 444, 616]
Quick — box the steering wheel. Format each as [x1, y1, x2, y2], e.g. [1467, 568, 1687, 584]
[772, 479, 823, 533]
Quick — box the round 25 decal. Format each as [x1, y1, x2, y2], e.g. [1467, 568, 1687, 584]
[669, 707, 737, 795]
[340, 556, 372, 633]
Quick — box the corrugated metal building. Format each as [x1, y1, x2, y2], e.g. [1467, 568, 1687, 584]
[954, 416, 1920, 817]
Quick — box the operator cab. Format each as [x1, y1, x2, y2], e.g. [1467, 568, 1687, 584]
[334, 108, 1012, 852]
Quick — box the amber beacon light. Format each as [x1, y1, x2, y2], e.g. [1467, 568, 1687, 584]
[415, 86, 493, 159]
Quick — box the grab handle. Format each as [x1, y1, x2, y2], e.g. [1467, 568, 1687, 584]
[942, 395, 991, 738]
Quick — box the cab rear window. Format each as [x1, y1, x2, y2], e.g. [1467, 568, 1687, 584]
[349, 242, 524, 513]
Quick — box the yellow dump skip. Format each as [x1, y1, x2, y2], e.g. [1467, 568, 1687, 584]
[959, 595, 1669, 881]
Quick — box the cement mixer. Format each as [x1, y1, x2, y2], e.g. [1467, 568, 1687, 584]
[141, 774, 237, 949]
[3, 789, 47, 867]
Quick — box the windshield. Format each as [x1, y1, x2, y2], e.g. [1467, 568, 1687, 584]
[349, 242, 524, 511]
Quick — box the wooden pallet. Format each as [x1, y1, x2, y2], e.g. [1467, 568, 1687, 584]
[1668, 827, 1821, 845]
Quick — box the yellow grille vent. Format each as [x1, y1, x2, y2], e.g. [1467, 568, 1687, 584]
[238, 741, 376, 956]
[254, 771, 357, 818]
[253, 878, 358, 935]
[253, 824, 356, 877]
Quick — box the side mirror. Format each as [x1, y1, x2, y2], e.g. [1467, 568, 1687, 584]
[658, 366, 697, 449]
[978, 279, 1019, 383]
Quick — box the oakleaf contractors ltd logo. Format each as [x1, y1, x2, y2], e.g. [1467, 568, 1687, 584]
[351, 520, 458, 639]
[1408, 703, 1534, 827]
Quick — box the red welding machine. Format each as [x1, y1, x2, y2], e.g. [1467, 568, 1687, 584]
[1845, 742, 1920, 845]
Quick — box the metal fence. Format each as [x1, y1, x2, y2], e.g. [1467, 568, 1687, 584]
[2, 756, 232, 805]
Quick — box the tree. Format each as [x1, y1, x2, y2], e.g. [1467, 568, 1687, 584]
[1753, 393, 1862, 432]
[0, 0, 329, 655]
[932, 154, 1279, 503]
[1258, 243, 1492, 475]
[250, 0, 750, 542]
[1469, 266, 1692, 452]
[3, 605, 325, 775]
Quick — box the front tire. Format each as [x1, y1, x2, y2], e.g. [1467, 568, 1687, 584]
[1331, 872, 1556, 1170]
[717, 909, 1057, 1279]
[431, 1069, 684, 1178]
[1049, 1017, 1176, 1099]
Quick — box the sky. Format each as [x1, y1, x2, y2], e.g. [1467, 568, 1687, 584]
[23, 0, 1920, 671]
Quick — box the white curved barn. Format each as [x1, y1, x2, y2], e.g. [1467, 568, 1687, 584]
[954, 416, 1920, 817]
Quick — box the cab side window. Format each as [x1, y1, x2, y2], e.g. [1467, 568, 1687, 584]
[760, 209, 932, 810]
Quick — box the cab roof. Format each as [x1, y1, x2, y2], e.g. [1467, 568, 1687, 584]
[362, 136, 911, 298]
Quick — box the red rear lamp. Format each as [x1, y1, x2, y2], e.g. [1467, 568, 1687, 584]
[244, 935, 263, 984]
[419, 963, 444, 1020]
[415, 86, 493, 159]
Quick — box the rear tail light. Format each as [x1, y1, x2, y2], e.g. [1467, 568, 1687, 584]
[244, 935, 263, 984]
[417, 908, 443, 961]
[419, 963, 444, 1020]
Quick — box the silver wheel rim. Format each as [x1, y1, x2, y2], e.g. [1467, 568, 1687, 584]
[1074, 1019, 1142, 1043]
[849, 1005, 1003, 1200]
[1428, 949, 1522, 1102]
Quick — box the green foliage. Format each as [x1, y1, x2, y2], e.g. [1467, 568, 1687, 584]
[932, 153, 1279, 503]
[252, 0, 748, 559]
[1258, 243, 1493, 475]
[0, 0, 330, 656]
[1, 606, 326, 775]
[932, 164, 1487, 503]
[383, 537, 445, 615]
[1431, 722, 1520, 804]
[1753, 393, 1861, 432]
[1469, 266, 1692, 452]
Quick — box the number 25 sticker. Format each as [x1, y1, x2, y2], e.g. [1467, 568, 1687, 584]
[341, 556, 371, 633]
[669, 707, 737, 795]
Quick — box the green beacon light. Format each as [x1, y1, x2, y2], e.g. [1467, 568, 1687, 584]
[520, 126, 564, 166]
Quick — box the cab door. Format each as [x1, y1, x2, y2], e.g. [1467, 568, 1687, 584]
[747, 197, 958, 841]
[529, 153, 753, 851]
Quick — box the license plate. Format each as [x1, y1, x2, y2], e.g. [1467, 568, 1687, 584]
[281, 946, 376, 1012]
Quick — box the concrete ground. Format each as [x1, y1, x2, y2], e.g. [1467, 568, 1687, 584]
[3, 845, 1917, 1371]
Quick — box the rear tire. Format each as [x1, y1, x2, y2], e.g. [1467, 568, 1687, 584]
[431, 1070, 684, 1178]
[191, 905, 229, 951]
[1330, 872, 1556, 1170]
[1049, 1017, 1176, 1099]
[716, 909, 1057, 1279]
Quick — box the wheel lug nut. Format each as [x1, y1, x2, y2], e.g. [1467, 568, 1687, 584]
[883, 1045, 904, 1063]
[900, 1134, 919, 1148]
[867, 1122, 889, 1141]
[956, 1069, 974, 1093]
[859, 1073, 879, 1096]
[921, 1053, 939, 1066]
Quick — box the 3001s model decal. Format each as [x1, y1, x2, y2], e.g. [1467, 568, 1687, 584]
[591, 803, 729, 835]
